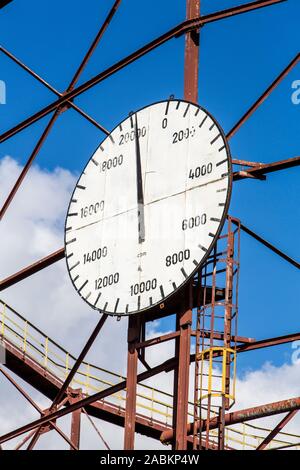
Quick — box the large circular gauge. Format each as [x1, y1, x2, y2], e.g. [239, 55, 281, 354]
[64, 99, 232, 316]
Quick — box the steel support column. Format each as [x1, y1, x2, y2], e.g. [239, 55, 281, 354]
[70, 408, 81, 450]
[173, 285, 193, 450]
[124, 315, 140, 450]
[184, 0, 200, 103]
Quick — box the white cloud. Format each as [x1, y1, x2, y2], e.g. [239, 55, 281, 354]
[0, 156, 299, 450]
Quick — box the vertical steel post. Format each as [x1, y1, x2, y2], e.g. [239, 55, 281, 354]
[173, 285, 193, 450]
[184, 0, 200, 103]
[124, 315, 141, 450]
[172, 0, 201, 450]
[70, 408, 81, 450]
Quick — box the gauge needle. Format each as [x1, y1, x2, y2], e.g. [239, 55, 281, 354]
[135, 113, 145, 244]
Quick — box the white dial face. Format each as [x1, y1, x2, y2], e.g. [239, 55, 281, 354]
[64, 100, 232, 316]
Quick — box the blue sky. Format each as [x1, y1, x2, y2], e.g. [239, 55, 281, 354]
[0, 0, 299, 373]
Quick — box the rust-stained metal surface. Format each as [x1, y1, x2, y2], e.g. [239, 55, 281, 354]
[160, 397, 300, 443]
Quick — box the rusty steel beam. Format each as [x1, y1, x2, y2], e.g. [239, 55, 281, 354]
[0, 367, 78, 449]
[0, 367, 41, 413]
[232, 158, 263, 167]
[192, 331, 255, 344]
[14, 430, 37, 451]
[50, 313, 108, 409]
[70, 409, 81, 450]
[236, 331, 300, 354]
[0, 248, 65, 292]
[0, 46, 109, 135]
[233, 156, 300, 181]
[0, 111, 60, 221]
[231, 220, 300, 270]
[0, 0, 285, 144]
[1, 326, 300, 446]
[161, 396, 300, 443]
[172, 283, 193, 450]
[227, 52, 300, 140]
[0, 354, 178, 445]
[184, 0, 200, 103]
[68, 0, 122, 90]
[124, 316, 140, 449]
[82, 408, 110, 450]
[0, 2, 121, 221]
[257, 410, 298, 450]
[27, 427, 42, 450]
[195, 0, 286, 27]
[136, 331, 180, 350]
[195, 331, 300, 358]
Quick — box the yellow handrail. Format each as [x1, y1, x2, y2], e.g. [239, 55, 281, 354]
[1, 300, 300, 450]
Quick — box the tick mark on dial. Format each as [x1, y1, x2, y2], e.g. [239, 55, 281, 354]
[217, 188, 227, 193]
[216, 158, 227, 167]
[210, 217, 221, 223]
[73, 275, 79, 282]
[119, 123, 123, 131]
[78, 280, 88, 293]
[165, 101, 170, 115]
[219, 202, 225, 207]
[209, 232, 215, 237]
[198, 244, 207, 252]
[137, 296, 141, 310]
[66, 227, 72, 232]
[160, 285, 165, 299]
[100, 145, 104, 151]
[70, 261, 80, 271]
[183, 104, 190, 117]
[103, 302, 108, 311]
[199, 115, 208, 128]
[218, 145, 226, 152]
[85, 292, 91, 301]
[209, 123, 215, 131]
[210, 133, 221, 145]
[172, 282, 177, 290]
[71, 199, 77, 203]
[76, 185, 86, 190]
[125, 304, 129, 313]
[194, 107, 200, 116]
[109, 135, 115, 144]
[66, 237, 76, 245]
[181, 267, 188, 278]
[176, 101, 181, 109]
[149, 297, 153, 306]
[94, 292, 101, 307]
[114, 298, 120, 313]
[66, 252, 73, 259]
[68, 213, 78, 217]
[91, 158, 98, 166]
[221, 172, 229, 178]
[193, 259, 199, 267]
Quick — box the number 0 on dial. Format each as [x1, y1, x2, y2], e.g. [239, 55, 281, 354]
[64, 100, 232, 316]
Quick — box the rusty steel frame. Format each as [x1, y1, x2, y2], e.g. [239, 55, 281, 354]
[256, 410, 298, 450]
[0, 0, 299, 451]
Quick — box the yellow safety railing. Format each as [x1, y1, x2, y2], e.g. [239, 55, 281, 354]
[197, 346, 236, 405]
[0, 300, 191, 427]
[1, 300, 300, 450]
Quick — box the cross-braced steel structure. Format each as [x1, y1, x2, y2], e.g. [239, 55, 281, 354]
[0, 0, 300, 450]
